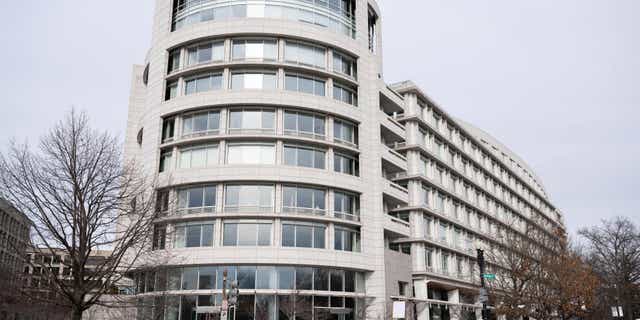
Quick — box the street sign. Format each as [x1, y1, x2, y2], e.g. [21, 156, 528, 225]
[479, 288, 489, 303]
[481, 273, 496, 279]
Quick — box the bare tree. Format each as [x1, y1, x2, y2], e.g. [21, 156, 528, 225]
[579, 217, 640, 320]
[0, 110, 158, 320]
[486, 217, 599, 320]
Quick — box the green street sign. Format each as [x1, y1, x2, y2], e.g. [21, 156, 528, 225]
[482, 273, 496, 279]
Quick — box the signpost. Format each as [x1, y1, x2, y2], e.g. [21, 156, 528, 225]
[477, 249, 490, 320]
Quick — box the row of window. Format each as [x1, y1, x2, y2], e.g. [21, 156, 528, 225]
[138, 293, 362, 320]
[135, 265, 364, 293]
[416, 104, 558, 227]
[415, 133, 556, 234]
[165, 70, 358, 106]
[156, 184, 360, 220]
[161, 219, 360, 252]
[169, 38, 356, 78]
[171, 0, 357, 38]
[162, 108, 358, 148]
[159, 142, 358, 175]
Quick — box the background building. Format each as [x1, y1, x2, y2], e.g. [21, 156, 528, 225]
[0, 197, 30, 275]
[123, 1, 565, 319]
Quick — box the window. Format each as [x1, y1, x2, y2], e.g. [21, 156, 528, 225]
[174, 223, 214, 248]
[334, 227, 360, 252]
[283, 145, 325, 169]
[283, 111, 325, 138]
[282, 185, 326, 215]
[333, 119, 357, 146]
[168, 49, 181, 73]
[165, 81, 178, 100]
[199, 266, 216, 290]
[227, 143, 275, 165]
[334, 191, 359, 220]
[228, 109, 275, 133]
[420, 186, 430, 206]
[441, 253, 449, 274]
[231, 71, 277, 90]
[152, 225, 166, 250]
[224, 185, 274, 212]
[178, 144, 218, 169]
[368, 6, 378, 53]
[182, 111, 220, 137]
[159, 150, 173, 173]
[333, 51, 357, 78]
[185, 73, 223, 94]
[232, 39, 277, 61]
[439, 222, 448, 243]
[187, 41, 224, 66]
[333, 83, 358, 106]
[223, 222, 272, 246]
[282, 222, 325, 248]
[177, 186, 216, 214]
[334, 152, 359, 176]
[285, 73, 326, 96]
[425, 248, 433, 269]
[162, 118, 175, 142]
[284, 41, 326, 69]
[424, 216, 432, 239]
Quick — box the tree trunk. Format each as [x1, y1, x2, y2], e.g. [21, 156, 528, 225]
[72, 306, 84, 320]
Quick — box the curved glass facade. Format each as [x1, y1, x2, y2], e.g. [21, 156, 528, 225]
[172, 0, 356, 38]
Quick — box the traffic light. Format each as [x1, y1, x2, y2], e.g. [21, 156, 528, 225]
[476, 249, 485, 268]
[228, 280, 239, 306]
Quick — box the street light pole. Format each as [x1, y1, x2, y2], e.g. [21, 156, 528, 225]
[477, 249, 489, 320]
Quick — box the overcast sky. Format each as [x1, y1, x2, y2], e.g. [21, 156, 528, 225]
[0, 1, 637, 235]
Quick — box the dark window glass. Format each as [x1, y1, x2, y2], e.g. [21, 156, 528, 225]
[236, 295, 255, 320]
[180, 296, 196, 320]
[314, 268, 328, 291]
[186, 225, 201, 247]
[278, 267, 295, 289]
[237, 266, 256, 289]
[295, 267, 313, 290]
[331, 270, 344, 291]
[199, 266, 216, 290]
[181, 267, 198, 290]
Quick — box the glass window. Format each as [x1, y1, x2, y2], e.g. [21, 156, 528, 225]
[182, 267, 198, 290]
[162, 118, 175, 142]
[284, 41, 326, 69]
[180, 295, 196, 320]
[334, 227, 360, 252]
[174, 223, 214, 248]
[223, 222, 272, 246]
[168, 49, 181, 73]
[330, 270, 344, 292]
[334, 191, 359, 220]
[295, 267, 313, 290]
[216, 267, 237, 289]
[228, 109, 275, 133]
[237, 266, 256, 289]
[333, 83, 358, 106]
[231, 71, 277, 90]
[256, 266, 277, 289]
[182, 111, 220, 137]
[282, 222, 325, 249]
[277, 267, 295, 290]
[282, 186, 326, 214]
[283, 145, 325, 169]
[159, 150, 173, 173]
[178, 144, 218, 169]
[334, 152, 358, 176]
[184, 73, 223, 94]
[176, 186, 216, 214]
[333, 119, 357, 146]
[165, 81, 178, 100]
[285, 74, 325, 96]
[224, 184, 274, 212]
[314, 268, 329, 291]
[333, 51, 357, 78]
[232, 39, 277, 61]
[227, 143, 276, 165]
[199, 266, 216, 290]
[186, 41, 224, 66]
[283, 111, 325, 138]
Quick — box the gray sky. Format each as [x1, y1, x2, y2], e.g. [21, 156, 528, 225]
[0, 1, 637, 235]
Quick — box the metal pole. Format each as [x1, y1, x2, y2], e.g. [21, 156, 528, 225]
[477, 249, 489, 320]
[221, 269, 228, 320]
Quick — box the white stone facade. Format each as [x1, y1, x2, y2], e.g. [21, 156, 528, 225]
[124, 1, 565, 319]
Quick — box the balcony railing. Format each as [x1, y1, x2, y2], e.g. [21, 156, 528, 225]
[282, 206, 326, 217]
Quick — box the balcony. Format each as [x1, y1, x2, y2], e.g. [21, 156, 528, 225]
[384, 214, 410, 237]
[381, 144, 407, 173]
